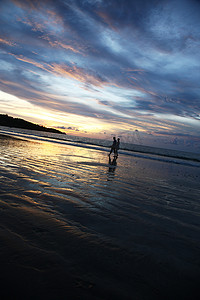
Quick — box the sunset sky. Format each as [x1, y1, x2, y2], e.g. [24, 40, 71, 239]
[0, 0, 200, 152]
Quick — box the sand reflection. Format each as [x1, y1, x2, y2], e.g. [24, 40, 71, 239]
[1, 134, 200, 299]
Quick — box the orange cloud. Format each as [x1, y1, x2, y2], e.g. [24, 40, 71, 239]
[0, 38, 15, 46]
[11, 0, 40, 10]
[49, 63, 107, 87]
[42, 36, 81, 54]
[7, 49, 107, 87]
[97, 11, 117, 31]
[14, 2, 65, 34]
[7, 52, 100, 86]
[9, 53, 50, 72]
[46, 9, 64, 27]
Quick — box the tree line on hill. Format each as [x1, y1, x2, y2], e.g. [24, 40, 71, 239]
[0, 114, 65, 134]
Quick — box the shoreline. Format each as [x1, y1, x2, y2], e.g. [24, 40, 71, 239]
[1, 129, 200, 166]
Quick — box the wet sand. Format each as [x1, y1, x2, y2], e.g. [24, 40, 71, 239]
[0, 134, 200, 299]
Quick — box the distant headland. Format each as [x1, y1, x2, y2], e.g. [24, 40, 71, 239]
[0, 114, 66, 135]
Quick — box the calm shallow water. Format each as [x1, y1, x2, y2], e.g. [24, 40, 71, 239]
[0, 134, 200, 299]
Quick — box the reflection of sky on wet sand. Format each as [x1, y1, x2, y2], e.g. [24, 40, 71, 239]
[1, 133, 200, 217]
[0, 134, 200, 299]
[1, 134, 200, 210]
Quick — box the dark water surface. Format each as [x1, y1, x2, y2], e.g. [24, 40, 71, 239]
[0, 134, 200, 299]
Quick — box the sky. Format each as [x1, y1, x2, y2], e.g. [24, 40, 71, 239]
[0, 0, 200, 152]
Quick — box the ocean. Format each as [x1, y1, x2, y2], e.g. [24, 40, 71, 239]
[0, 126, 200, 299]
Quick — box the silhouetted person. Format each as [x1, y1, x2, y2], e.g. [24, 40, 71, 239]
[116, 138, 120, 157]
[109, 137, 117, 156]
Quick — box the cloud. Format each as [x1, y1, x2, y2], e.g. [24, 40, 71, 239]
[0, 0, 200, 152]
[0, 37, 16, 46]
[56, 126, 67, 130]
[67, 126, 79, 131]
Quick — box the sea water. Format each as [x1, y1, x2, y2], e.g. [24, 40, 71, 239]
[0, 126, 199, 164]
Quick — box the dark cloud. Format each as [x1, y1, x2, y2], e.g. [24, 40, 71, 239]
[56, 126, 67, 129]
[66, 126, 79, 131]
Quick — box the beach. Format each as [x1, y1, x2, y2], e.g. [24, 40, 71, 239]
[0, 132, 200, 299]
